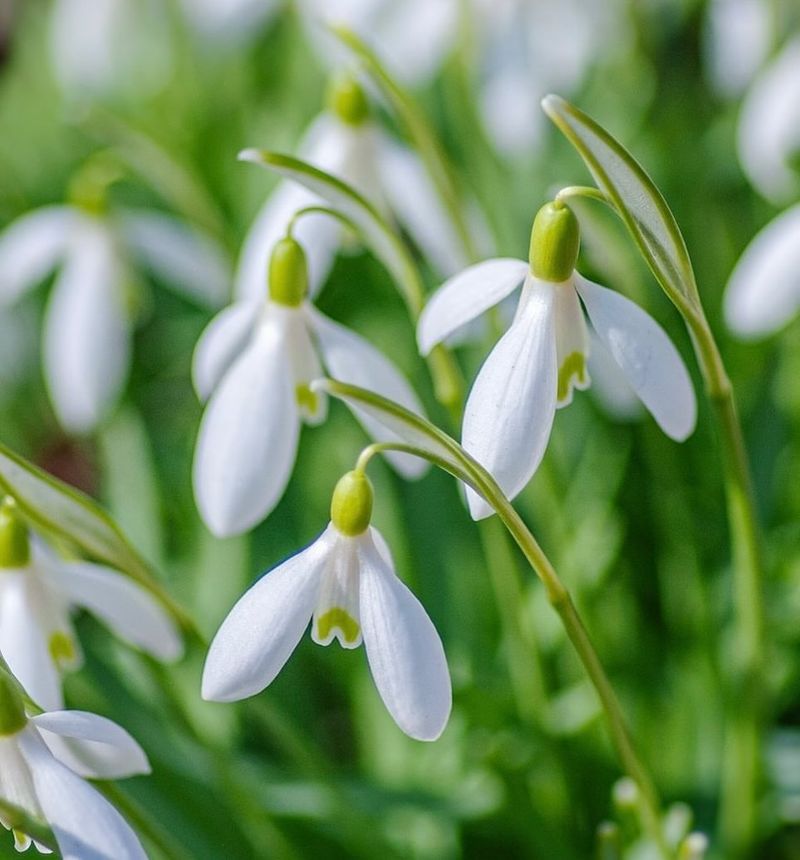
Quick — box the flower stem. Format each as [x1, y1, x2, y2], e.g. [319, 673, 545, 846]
[685, 311, 765, 859]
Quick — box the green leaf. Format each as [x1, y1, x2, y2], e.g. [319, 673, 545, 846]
[0, 442, 194, 634]
[238, 149, 425, 315]
[542, 94, 700, 313]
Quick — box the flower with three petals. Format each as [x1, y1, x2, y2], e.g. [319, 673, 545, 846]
[0, 668, 149, 857]
[193, 236, 427, 537]
[202, 471, 452, 741]
[418, 201, 697, 519]
[0, 169, 230, 434]
[0, 498, 182, 712]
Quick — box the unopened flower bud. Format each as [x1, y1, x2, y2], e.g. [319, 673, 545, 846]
[269, 236, 309, 307]
[529, 201, 580, 283]
[0, 497, 30, 569]
[327, 73, 370, 126]
[331, 471, 374, 536]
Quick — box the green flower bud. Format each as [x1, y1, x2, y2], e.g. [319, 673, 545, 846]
[326, 73, 370, 126]
[331, 471, 374, 537]
[529, 201, 580, 283]
[269, 237, 309, 307]
[0, 667, 26, 737]
[0, 497, 30, 569]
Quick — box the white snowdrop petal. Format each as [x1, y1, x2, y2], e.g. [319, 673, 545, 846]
[32, 711, 150, 780]
[0, 574, 64, 711]
[553, 282, 590, 408]
[202, 530, 331, 701]
[462, 279, 558, 519]
[359, 529, 451, 741]
[723, 204, 800, 338]
[576, 275, 696, 441]
[193, 315, 300, 537]
[737, 37, 800, 202]
[19, 729, 147, 860]
[192, 301, 261, 401]
[117, 209, 231, 308]
[53, 561, 183, 661]
[417, 258, 528, 356]
[0, 206, 76, 306]
[42, 222, 131, 434]
[309, 307, 427, 478]
[377, 138, 467, 277]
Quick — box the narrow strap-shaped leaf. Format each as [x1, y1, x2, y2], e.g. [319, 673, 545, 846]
[0, 442, 195, 634]
[238, 149, 425, 315]
[542, 94, 700, 314]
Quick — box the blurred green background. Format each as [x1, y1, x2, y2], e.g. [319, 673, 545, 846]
[1, 1, 800, 857]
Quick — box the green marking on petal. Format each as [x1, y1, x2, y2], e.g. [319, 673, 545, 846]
[49, 631, 77, 667]
[315, 608, 360, 645]
[296, 384, 319, 415]
[558, 352, 588, 402]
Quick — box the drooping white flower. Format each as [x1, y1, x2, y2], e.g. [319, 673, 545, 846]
[202, 471, 451, 741]
[0, 498, 183, 712]
[0, 669, 149, 857]
[194, 235, 427, 537]
[703, 0, 773, 98]
[0, 184, 230, 434]
[737, 37, 800, 203]
[724, 203, 800, 338]
[418, 202, 697, 519]
[236, 73, 475, 303]
[471, 0, 628, 156]
[296, 0, 458, 87]
[49, 0, 172, 102]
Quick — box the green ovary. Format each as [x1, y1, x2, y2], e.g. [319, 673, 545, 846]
[558, 352, 587, 402]
[49, 631, 76, 667]
[315, 608, 360, 645]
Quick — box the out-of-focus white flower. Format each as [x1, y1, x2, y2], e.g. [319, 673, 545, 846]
[202, 470, 451, 741]
[472, 0, 626, 156]
[194, 236, 426, 537]
[0, 667, 148, 857]
[178, 0, 282, 46]
[0, 176, 230, 434]
[296, 0, 458, 86]
[0, 497, 182, 712]
[738, 37, 800, 203]
[724, 203, 800, 338]
[418, 203, 696, 519]
[236, 74, 473, 303]
[704, 0, 773, 97]
[49, 0, 172, 102]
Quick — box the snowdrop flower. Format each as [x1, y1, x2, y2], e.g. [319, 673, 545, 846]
[418, 201, 697, 519]
[0, 497, 182, 712]
[297, 0, 457, 87]
[0, 667, 148, 857]
[236, 73, 473, 303]
[724, 203, 800, 338]
[472, 0, 627, 156]
[203, 470, 451, 741]
[194, 235, 426, 537]
[49, 0, 171, 102]
[178, 0, 282, 46]
[0, 164, 230, 434]
[703, 0, 772, 98]
[737, 37, 800, 203]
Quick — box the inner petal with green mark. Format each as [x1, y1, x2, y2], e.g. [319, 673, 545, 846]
[49, 630, 79, 669]
[558, 352, 589, 403]
[312, 538, 362, 649]
[296, 383, 319, 416]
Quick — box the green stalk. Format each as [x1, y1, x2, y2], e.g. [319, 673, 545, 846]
[351, 432, 670, 858]
[0, 799, 58, 854]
